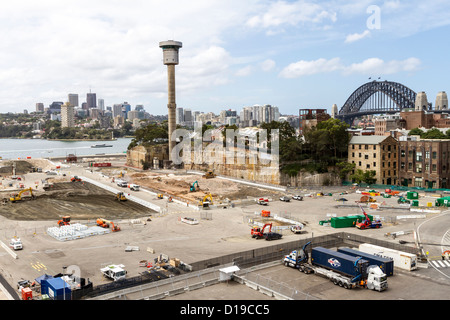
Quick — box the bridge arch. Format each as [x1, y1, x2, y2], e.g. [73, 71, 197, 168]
[337, 81, 417, 123]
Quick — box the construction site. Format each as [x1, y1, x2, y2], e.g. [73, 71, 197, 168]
[0, 156, 449, 301]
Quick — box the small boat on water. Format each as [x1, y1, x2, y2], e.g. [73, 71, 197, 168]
[91, 144, 113, 148]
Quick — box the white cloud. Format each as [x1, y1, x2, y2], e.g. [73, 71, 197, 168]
[279, 57, 421, 78]
[261, 59, 276, 72]
[235, 66, 253, 77]
[345, 30, 371, 43]
[279, 58, 342, 78]
[344, 57, 421, 75]
[246, 0, 337, 34]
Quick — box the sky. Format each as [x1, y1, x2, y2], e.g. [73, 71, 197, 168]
[1, 0, 450, 116]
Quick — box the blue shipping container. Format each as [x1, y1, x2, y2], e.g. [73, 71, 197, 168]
[41, 277, 71, 300]
[337, 247, 394, 277]
[311, 247, 368, 279]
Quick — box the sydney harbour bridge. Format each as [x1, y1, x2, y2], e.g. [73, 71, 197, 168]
[335, 80, 440, 125]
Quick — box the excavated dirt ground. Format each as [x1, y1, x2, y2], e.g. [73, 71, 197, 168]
[124, 171, 285, 203]
[0, 181, 154, 221]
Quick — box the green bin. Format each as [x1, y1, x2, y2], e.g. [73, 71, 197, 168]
[407, 191, 419, 200]
[411, 200, 419, 207]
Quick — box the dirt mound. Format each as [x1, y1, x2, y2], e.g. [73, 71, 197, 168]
[0, 181, 154, 221]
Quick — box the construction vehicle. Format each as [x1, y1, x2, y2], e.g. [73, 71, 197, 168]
[202, 170, 216, 179]
[261, 210, 271, 217]
[359, 195, 376, 203]
[157, 194, 164, 199]
[397, 196, 411, 204]
[283, 242, 388, 291]
[70, 176, 82, 182]
[115, 192, 127, 201]
[9, 188, 34, 203]
[9, 237, 23, 250]
[57, 216, 71, 227]
[199, 193, 213, 208]
[128, 184, 140, 191]
[251, 223, 282, 241]
[256, 198, 269, 205]
[100, 264, 127, 281]
[355, 205, 382, 229]
[96, 218, 121, 232]
[190, 181, 200, 192]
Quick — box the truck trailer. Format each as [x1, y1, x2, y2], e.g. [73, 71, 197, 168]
[284, 242, 387, 291]
[338, 247, 394, 277]
[358, 243, 417, 271]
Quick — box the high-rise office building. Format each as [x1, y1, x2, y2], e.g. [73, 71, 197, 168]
[87, 93, 97, 109]
[98, 98, 105, 111]
[68, 94, 79, 107]
[36, 103, 44, 113]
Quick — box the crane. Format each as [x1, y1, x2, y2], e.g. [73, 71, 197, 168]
[355, 205, 382, 229]
[96, 218, 121, 232]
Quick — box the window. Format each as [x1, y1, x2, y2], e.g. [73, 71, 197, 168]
[415, 178, 423, 188]
[366, 164, 370, 169]
[416, 163, 422, 173]
[365, 145, 369, 150]
[409, 151, 413, 158]
[373, 162, 376, 167]
[374, 145, 376, 150]
[401, 162, 405, 169]
[408, 163, 412, 170]
[365, 155, 369, 160]
[432, 151, 437, 159]
[359, 145, 361, 150]
[388, 145, 391, 152]
[426, 151, 430, 159]
[352, 145, 355, 150]
[401, 150, 406, 157]
[359, 161, 362, 166]
[416, 151, 422, 162]
[426, 164, 430, 172]
[359, 153, 362, 158]
[432, 164, 437, 171]
[352, 152, 355, 157]
[373, 153, 376, 158]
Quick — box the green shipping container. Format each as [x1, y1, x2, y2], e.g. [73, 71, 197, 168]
[407, 191, 419, 200]
[330, 214, 374, 228]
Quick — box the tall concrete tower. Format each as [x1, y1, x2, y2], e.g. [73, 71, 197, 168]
[159, 40, 182, 161]
[435, 91, 448, 110]
[415, 91, 428, 111]
[331, 104, 338, 118]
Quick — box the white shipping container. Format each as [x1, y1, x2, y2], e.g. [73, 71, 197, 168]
[359, 243, 418, 271]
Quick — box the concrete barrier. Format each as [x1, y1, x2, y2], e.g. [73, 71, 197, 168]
[0, 241, 17, 259]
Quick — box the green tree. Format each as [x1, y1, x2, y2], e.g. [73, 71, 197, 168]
[128, 122, 168, 149]
[350, 169, 376, 184]
[421, 128, 446, 139]
[408, 127, 424, 136]
[336, 161, 356, 180]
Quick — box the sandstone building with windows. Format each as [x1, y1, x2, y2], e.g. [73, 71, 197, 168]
[348, 135, 398, 185]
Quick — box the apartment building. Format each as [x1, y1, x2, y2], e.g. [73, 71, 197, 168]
[398, 136, 450, 189]
[348, 135, 398, 185]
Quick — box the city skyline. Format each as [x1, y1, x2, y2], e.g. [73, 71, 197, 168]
[0, 1, 449, 116]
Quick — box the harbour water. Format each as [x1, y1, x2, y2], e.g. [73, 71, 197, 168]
[0, 138, 133, 160]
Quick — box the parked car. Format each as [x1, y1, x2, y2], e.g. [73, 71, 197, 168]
[280, 196, 291, 202]
[292, 195, 303, 201]
[116, 180, 128, 187]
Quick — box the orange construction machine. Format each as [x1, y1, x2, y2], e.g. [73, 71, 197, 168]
[57, 216, 71, 227]
[96, 218, 121, 232]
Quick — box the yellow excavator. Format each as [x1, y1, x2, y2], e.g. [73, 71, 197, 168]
[10, 188, 35, 203]
[199, 193, 213, 208]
